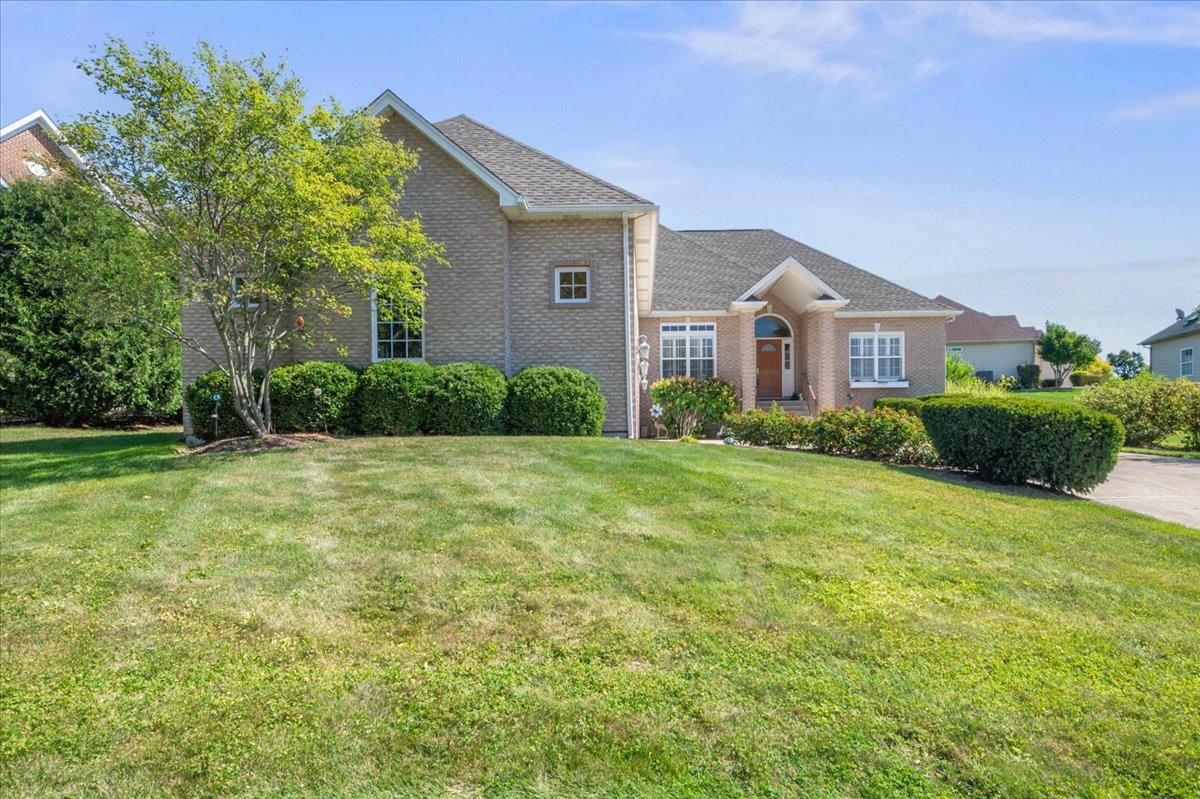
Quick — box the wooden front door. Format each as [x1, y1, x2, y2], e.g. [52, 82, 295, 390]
[756, 340, 782, 398]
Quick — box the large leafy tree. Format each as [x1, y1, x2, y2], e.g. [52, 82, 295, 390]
[1107, 349, 1146, 380]
[0, 179, 180, 424]
[1038, 322, 1101, 388]
[63, 39, 445, 438]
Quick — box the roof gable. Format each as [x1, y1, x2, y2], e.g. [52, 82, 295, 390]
[936, 296, 1041, 343]
[0, 108, 87, 173]
[656, 229, 951, 315]
[1140, 311, 1200, 346]
[433, 114, 653, 209]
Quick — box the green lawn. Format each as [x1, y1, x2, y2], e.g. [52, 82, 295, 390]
[2, 427, 1198, 798]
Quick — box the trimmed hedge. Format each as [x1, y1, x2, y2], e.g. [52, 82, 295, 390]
[917, 396, 1123, 491]
[724, 406, 812, 447]
[873, 397, 926, 415]
[424, 362, 508, 435]
[505, 366, 606, 436]
[270, 361, 358, 433]
[184, 369, 250, 439]
[811, 406, 936, 465]
[353, 360, 435, 435]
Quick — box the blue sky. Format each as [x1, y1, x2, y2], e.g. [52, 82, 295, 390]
[2, 0, 1198, 352]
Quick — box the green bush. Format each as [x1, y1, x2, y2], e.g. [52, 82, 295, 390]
[649, 377, 740, 438]
[1180, 381, 1200, 450]
[269, 361, 358, 433]
[184, 369, 250, 439]
[811, 406, 936, 465]
[1071, 356, 1114, 387]
[0, 177, 180, 425]
[918, 397, 1123, 491]
[424, 362, 508, 435]
[1078, 374, 1195, 448]
[353, 360, 435, 436]
[1017, 363, 1041, 390]
[505, 366, 606, 436]
[995, 375, 1019, 392]
[946, 354, 975, 382]
[874, 397, 926, 415]
[724, 405, 812, 447]
[946, 376, 1012, 397]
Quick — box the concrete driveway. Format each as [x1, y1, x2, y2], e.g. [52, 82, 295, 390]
[1088, 452, 1200, 529]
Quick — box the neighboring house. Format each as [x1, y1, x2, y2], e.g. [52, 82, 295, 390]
[181, 91, 960, 437]
[0, 109, 84, 186]
[935, 296, 1053, 383]
[1140, 309, 1199, 382]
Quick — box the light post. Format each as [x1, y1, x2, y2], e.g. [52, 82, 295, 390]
[210, 392, 221, 440]
[637, 334, 650, 392]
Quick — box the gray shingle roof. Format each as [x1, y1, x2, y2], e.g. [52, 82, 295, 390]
[1140, 312, 1200, 346]
[653, 228, 950, 314]
[434, 115, 652, 207]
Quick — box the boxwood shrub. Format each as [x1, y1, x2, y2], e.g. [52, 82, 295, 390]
[270, 361, 359, 433]
[505, 366, 606, 436]
[184, 369, 252, 439]
[351, 360, 436, 436]
[917, 396, 1123, 491]
[424, 362, 508, 435]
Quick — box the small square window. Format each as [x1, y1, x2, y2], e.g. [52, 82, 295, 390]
[554, 267, 590, 304]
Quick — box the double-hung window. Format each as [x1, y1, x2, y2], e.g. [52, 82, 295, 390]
[661, 323, 716, 379]
[849, 331, 905, 384]
[373, 296, 423, 361]
[1183, 347, 1194, 378]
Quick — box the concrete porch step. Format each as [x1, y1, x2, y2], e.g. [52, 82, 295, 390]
[755, 399, 811, 415]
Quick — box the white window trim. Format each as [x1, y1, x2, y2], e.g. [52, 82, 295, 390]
[1183, 347, 1194, 378]
[230, 276, 259, 309]
[553, 266, 591, 304]
[849, 331, 908, 388]
[370, 290, 425, 363]
[659, 322, 717, 380]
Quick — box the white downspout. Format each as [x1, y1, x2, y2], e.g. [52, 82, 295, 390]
[622, 211, 634, 438]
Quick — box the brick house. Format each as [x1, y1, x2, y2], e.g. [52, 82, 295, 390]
[0, 109, 83, 186]
[180, 91, 961, 437]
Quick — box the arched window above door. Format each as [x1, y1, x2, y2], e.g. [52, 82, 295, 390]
[754, 315, 791, 338]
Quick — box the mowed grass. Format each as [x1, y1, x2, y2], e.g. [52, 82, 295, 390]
[1012, 388, 1083, 404]
[1, 427, 1198, 799]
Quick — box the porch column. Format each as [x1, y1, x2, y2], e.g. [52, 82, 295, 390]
[737, 310, 756, 411]
[806, 307, 837, 412]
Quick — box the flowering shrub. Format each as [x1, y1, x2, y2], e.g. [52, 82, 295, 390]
[724, 406, 812, 447]
[1078, 373, 1198, 447]
[649, 377, 740, 438]
[810, 406, 936, 465]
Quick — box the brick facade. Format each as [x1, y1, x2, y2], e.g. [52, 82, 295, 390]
[0, 124, 66, 184]
[182, 111, 636, 436]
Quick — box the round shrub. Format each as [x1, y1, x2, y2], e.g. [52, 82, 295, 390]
[353, 360, 436, 436]
[424, 362, 508, 435]
[918, 396, 1123, 492]
[724, 406, 812, 447]
[269, 361, 358, 433]
[1078, 374, 1192, 448]
[649, 377, 740, 438]
[184, 369, 249, 439]
[505, 366, 606, 436]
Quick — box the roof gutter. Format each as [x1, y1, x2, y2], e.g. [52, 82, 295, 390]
[622, 211, 635, 439]
[834, 309, 963, 319]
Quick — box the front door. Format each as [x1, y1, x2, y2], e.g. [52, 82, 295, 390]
[756, 340, 782, 398]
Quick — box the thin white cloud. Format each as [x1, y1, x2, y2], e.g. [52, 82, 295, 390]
[1114, 89, 1200, 121]
[912, 57, 944, 79]
[957, 1, 1200, 47]
[670, 1, 1200, 93]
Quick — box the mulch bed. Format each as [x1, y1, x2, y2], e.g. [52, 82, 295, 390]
[181, 432, 335, 456]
